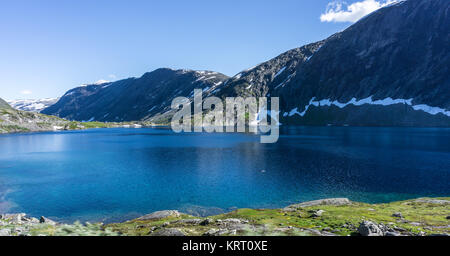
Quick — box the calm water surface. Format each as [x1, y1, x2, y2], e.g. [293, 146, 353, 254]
[0, 127, 449, 223]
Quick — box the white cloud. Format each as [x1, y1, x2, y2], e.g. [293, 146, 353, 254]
[320, 0, 399, 23]
[20, 90, 32, 95]
[108, 74, 117, 79]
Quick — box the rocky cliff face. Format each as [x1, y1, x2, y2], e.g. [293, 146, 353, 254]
[42, 68, 229, 122]
[274, 0, 450, 126]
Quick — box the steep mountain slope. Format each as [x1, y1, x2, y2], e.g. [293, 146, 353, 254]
[213, 41, 324, 98]
[275, 0, 450, 126]
[0, 97, 11, 109]
[43, 68, 228, 122]
[8, 98, 59, 112]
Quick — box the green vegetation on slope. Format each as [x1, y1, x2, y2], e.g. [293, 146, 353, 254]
[1, 197, 448, 236]
[0, 101, 144, 134]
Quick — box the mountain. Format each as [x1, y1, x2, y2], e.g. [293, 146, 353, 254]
[42, 68, 229, 122]
[0, 99, 70, 133]
[208, 0, 449, 126]
[0, 96, 121, 133]
[8, 98, 59, 112]
[0, 97, 11, 109]
[272, 0, 450, 126]
[43, 0, 450, 126]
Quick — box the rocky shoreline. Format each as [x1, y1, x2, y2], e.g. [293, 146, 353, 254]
[1, 197, 449, 236]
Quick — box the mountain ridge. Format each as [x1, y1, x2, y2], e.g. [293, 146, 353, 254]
[43, 0, 450, 126]
[42, 68, 229, 122]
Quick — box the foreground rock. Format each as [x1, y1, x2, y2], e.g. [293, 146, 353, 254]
[283, 198, 351, 211]
[106, 197, 447, 237]
[137, 210, 181, 221]
[310, 210, 325, 217]
[0, 229, 11, 236]
[0, 213, 118, 236]
[1, 213, 39, 224]
[392, 212, 403, 218]
[151, 228, 185, 236]
[40, 216, 57, 225]
[358, 221, 384, 236]
[413, 198, 450, 205]
[176, 219, 203, 225]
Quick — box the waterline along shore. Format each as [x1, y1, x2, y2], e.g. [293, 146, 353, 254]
[1, 197, 448, 236]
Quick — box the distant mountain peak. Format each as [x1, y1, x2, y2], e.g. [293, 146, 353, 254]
[7, 98, 59, 113]
[42, 68, 229, 122]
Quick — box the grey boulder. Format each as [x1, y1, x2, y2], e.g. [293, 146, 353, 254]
[176, 219, 202, 225]
[385, 231, 401, 236]
[137, 210, 181, 221]
[40, 216, 57, 225]
[0, 229, 11, 236]
[358, 221, 384, 236]
[311, 210, 325, 217]
[284, 198, 351, 211]
[392, 212, 403, 218]
[413, 198, 450, 205]
[151, 228, 185, 236]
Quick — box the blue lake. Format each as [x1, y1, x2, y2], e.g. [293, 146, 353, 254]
[0, 127, 449, 223]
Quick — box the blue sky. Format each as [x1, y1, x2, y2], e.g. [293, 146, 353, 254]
[0, 0, 392, 100]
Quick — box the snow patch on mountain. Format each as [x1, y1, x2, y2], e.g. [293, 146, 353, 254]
[288, 96, 450, 117]
[273, 66, 286, 79]
[94, 80, 110, 85]
[7, 98, 59, 113]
